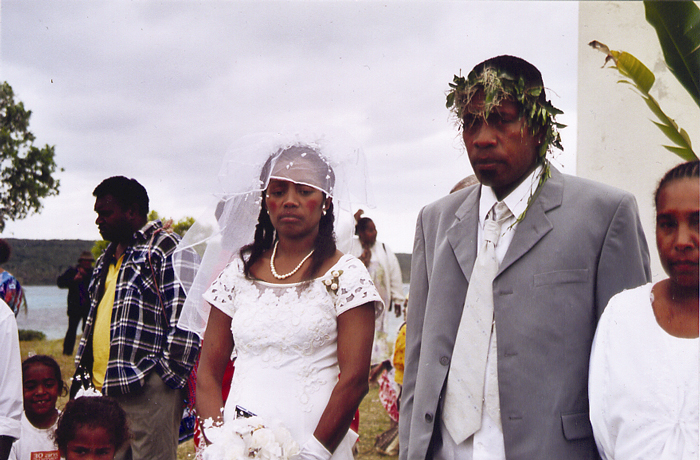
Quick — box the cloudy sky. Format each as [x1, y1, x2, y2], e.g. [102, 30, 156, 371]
[1, 1, 579, 253]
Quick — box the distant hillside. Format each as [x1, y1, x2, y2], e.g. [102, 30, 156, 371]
[396, 253, 411, 284]
[2, 239, 96, 285]
[1, 238, 413, 286]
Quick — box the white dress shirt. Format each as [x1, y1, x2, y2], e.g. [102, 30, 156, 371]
[438, 165, 544, 460]
[0, 300, 22, 441]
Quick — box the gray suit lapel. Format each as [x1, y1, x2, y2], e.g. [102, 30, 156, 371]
[447, 186, 480, 282]
[498, 168, 564, 275]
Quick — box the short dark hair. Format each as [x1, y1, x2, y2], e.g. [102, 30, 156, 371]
[447, 54, 564, 162]
[355, 216, 374, 234]
[0, 239, 11, 264]
[54, 396, 130, 453]
[22, 354, 67, 397]
[93, 176, 149, 218]
[471, 55, 547, 104]
[654, 160, 700, 207]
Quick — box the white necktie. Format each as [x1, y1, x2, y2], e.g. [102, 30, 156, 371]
[443, 201, 512, 445]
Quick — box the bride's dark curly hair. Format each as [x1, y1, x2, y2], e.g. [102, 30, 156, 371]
[240, 147, 337, 281]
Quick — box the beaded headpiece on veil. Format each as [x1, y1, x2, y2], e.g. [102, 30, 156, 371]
[173, 128, 372, 337]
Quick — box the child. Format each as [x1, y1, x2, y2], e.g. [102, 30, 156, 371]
[372, 297, 407, 456]
[54, 396, 129, 460]
[10, 355, 65, 460]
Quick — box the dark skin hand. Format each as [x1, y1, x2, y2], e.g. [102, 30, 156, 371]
[195, 306, 233, 430]
[359, 247, 372, 267]
[0, 436, 14, 460]
[312, 302, 374, 451]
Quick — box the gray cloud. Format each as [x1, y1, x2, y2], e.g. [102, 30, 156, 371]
[1, 1, 578, 252]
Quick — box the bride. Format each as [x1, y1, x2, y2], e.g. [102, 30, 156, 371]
[176, 131, 382, 460]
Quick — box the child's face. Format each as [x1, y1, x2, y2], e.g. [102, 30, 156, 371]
[23, 363, 60, 419]
[63, 425, 116, 460]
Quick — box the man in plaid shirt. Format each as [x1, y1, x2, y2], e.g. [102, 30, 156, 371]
[75, 176, 200, 460]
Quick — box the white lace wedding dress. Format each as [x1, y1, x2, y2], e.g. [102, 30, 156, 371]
[203, 254, 382, 460]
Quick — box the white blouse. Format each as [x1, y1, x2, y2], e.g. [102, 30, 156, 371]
[589, 283, 699, 460]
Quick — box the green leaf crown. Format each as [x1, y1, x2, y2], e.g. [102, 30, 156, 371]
[446, 67, 566, 162]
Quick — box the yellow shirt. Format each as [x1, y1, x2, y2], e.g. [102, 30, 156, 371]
[393, 322, 406, 386]
[92, 256, 122, 391]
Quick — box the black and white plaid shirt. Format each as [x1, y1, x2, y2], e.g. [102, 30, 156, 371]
[76, 220, 201, 396]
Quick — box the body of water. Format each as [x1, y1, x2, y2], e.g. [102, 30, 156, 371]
[15, 285, 70, 341]
[15, 283, 411, 343]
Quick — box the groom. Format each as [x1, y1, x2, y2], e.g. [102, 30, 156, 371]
[399, 55, 651, 459]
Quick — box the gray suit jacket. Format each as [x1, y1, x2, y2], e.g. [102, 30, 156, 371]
[399, 168, 651, 460]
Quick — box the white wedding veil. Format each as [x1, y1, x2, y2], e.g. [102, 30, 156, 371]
[173, 128, 373, 338]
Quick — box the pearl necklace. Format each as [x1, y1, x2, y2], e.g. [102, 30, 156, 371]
[270, 240, 315, 280]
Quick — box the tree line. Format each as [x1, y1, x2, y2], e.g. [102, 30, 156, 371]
[3, 239, 95, 285]
[2, 238, 412, 286]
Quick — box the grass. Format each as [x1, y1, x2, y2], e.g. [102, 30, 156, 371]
[357, 383, 399, 460]
[18, 337, 399, 460]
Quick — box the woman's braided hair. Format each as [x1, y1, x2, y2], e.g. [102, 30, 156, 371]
[654, 160, 700, 208]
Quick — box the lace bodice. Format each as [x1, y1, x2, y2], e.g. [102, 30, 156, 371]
[202, 254, 382, 460]
[206, 254, 379, 364]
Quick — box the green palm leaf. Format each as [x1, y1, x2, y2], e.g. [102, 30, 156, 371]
[590, 40, 697, 161]
[644, 1, 700, 109]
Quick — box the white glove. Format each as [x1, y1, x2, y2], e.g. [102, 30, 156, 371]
[74, 386, 102, 398]
[292, 436, 332, 460]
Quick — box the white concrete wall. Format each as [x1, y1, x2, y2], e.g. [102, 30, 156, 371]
[578, 1, 700, 280]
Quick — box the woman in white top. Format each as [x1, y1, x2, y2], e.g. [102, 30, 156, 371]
[348, 211, 405, 362]
[177, 130, 382, 460]
[589, 160, 699, 460]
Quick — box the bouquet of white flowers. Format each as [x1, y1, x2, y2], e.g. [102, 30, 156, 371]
[202, 416, 300, 460]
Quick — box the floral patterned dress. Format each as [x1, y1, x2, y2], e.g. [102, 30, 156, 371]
[0, 271, 25, 316]
[203, 254, 382, 460]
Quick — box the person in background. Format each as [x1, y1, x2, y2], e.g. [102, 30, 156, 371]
[392, 299, 407, 391]
[400, 55, 651, 460]
[0, 240, 27, 317]
[449, 175, 479, 194]
[372, 296, 409, 456]
[589, 160, 699, 460]
[372, 175, 476, 457]
[0, 298, 22, 460]
[74, 176, 200, 460]
[378, 175, 473, 456]
[10, 355, 65, 460]
[349, 210, 405, 363]
[57, 251, 94, 356]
